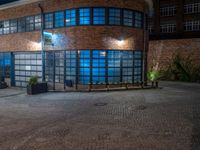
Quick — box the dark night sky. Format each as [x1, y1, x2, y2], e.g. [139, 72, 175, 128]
[0, 0, 19, 5]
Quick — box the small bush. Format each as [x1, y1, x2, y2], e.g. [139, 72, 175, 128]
[147, 70, 160, 82]
[28, 76, 38, 86]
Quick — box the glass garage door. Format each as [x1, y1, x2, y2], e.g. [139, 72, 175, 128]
[14, 52, 42, 87]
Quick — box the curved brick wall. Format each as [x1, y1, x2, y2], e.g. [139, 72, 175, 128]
[0, 0, 148, 52]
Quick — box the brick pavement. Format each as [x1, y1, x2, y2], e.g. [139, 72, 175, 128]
[0, 81, 199, 150]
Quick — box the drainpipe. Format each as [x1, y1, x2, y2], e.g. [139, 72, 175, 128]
[38, 4, 45, 82]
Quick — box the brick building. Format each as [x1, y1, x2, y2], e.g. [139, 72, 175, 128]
[148, 0, 200, 71]
[0, 0, 149, 90]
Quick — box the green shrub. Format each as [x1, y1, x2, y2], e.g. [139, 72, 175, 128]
[147, 70, 160, 82]
[28, 76, 38, 86]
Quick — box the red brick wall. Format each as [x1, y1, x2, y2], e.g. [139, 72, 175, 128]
[0, 0, 147, 52]
[148, 38, 200, 71]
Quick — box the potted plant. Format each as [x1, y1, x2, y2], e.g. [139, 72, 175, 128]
[147, 70, 160, 88]
[27, 76, 48, 95]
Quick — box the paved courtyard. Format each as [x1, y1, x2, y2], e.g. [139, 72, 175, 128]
[0, 82, 200, 150]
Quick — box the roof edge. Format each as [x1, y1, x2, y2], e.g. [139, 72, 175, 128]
[0, 0, 42, 11]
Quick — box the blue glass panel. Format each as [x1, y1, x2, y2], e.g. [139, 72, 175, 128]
[79, 8, 90, 25]
[93, 8, 106, 25]
[55, 11, 64, 27]
[66, 9, 76, 26]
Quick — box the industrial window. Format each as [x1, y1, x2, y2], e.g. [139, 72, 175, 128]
[55, 51, 64, 83]
[79, 8, 91, 25]
[3, 21, 10, 34]
[79, 50, 90, 84]
[10, 19, 18, 33]
[123, 10, 133, 26]
[18, 18, 26, 32]
[184, 2, 200, 14]
[55, 11, 64, 28]
[184, 20, 200, 31]
[93, 8, 106, 25]
[92, 50, 106, 83]
[0, 21, 3, 35]
[34, 15, 42, 30]
[134, 51, 142, 83]
[122, 51, 133, 83]
[66, 9, 76, 26]
[45, 13, 53, 29]
[107, 50, 121, 83]
[109, 8, 121, 25]
[160, 23, 176, 32]
[135, 12, 143, 28]
[26, 16, 34, 31]
[66, 50, 76, 83]
[160, 6, 176, 16]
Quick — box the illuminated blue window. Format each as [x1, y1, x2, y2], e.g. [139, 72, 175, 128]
[79, 50, 91, 84]
[93, 8, 106, 25]
[123, 10, 133, 26]
[135, 12, 143, 28]
[66, 9, 76, 26]
[45, 13, 53, 29]
[55, 11, 64, 27]
[109, 8, 121, 25]
[79, 8, 90, 25]
[92, 50, 106, 83]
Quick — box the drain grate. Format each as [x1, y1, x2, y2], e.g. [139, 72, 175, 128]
[94, 103, 108, 107]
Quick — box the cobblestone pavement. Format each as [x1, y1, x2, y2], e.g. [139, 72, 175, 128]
[0, 81, 200, 150]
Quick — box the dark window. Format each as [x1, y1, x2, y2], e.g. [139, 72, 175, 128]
[135, 12, 143, 28]
[45, 13, 53, 29]
[93, 8, 106, 25]
[18, 18, 26, 32]
[108, 50, 121, 83]
[66, 9, 76, 26]
[10, 19, 18, 33]
[3, 21, 10, 34]
[34, 15, 41, 30]
[109, 8, 121, 25]
[0, 21, 3, 35]
[26, 16, 34, 31]
[123, 10, 133, 26]
[79, 8, 90, 25]
[55, 11, 64, 28]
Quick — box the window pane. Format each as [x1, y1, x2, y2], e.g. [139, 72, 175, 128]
[93, 8, 106, 25]
[109, 8, 121, 25]
[10, 19, 17, 33]
[135, 12, 143, 28]
[123, 10, 133, 26]
[35, 15, 41, 30]
[66, 9, 76, 26]
[55, 11, 64, 27]
[26, 16, 34, 31]
[18, 18, 26, 32]
[45, 13, 53, 29]
[79, 8, 90, 25]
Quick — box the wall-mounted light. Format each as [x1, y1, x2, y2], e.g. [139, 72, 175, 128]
[117, 38, 125, 46]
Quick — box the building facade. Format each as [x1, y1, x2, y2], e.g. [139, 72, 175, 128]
[148, 0, 200, 71]
[0, 0, 149, 90]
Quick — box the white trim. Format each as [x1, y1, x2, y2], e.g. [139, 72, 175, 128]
[0, 0, 42, 11]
